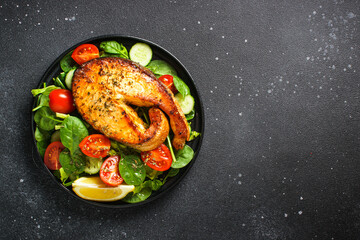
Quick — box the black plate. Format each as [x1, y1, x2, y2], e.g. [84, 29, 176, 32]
[31, 35, 204, 208]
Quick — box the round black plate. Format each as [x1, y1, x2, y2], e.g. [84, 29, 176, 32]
[31, 35, 204, 208]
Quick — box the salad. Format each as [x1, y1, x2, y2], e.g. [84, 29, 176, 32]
[32, 39, 201, 203]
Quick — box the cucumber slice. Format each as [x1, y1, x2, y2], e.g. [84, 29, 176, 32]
[65, 68, 76, 90]
[129, 43, 152, 66]
[84, 157, 103, 175]
[175, 93, 195, 114]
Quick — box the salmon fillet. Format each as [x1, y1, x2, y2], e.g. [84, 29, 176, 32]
[72, 57, 190, 151]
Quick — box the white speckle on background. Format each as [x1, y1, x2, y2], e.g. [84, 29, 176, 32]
[298, 211, 303, 215]
[20, 179, 24, 183]
[284, 213, 288, 217]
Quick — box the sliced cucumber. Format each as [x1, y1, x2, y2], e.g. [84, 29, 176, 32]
[129, 43, 152, 66]
[65, 68, 76, 90]
[84, 157, 103, 175]
[175, 93, 195, 114]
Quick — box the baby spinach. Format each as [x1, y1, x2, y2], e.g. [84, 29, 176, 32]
[60, 116, 89, 153]
[146, 60, 177, 77]
[185, 109, 195, 120]
[58, 116, 88, 176]
[36, 140, 49, 157]
[100, 41, 129, 59]
[59, 148, 86, 176]
[171, 145, 194, 169]
[173, 76, 190, 97]
[119, 155, 146, 185]
[146, 60, 190, 96]
[34, 127, 51, 142]
[34, 107, 62, 131]
[60, 50, 76, 72]
[122, 179, 163, 203]
[122, 187, 152, 203]
[162, 168, 180, 183]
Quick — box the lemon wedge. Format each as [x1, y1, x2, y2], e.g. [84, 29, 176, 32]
[72, 176, 135, 202]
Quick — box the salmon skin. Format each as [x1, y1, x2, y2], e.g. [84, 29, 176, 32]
[72, 57, 190, 151]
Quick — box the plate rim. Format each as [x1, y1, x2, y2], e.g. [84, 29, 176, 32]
[31, 34, 205, 208]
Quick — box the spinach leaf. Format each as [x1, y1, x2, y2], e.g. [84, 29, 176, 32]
[60, 116, 89, 153]
[171, 145, 194, 168]
[146, 60, 177, 76]
[119, 155, 146, 185]
[36, 140, 49, 157]
[122, 187, 152, 203]
[60, 50, 76, 72]
[100, 41, 129, 59]
[173, 76, 190, 97]
[34, 107, 62, 131]
[122, 179, 163, 203]
[186, 109, 195, 120]
[59, 148, 86, 176]
[35, 127, 51, 142]
[162, 168, 180, 183]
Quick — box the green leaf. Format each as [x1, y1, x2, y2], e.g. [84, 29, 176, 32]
[186, 109, 195, 120]
[119, 155, 146, 185]
[35, 127, 51, 142]
[99, 41, 129, 59]
[53, 167, 69, 185]
[59, 148, 86, 176]
[122, 187, 152, 203]
[34, 107, 62, 131]
[60, 50, 76, 72]
[173, 76, 190, 97]
[171, 145, 194, 169]
[31, 85, 59, 97]
[146, 60, 177, 76]
[162, 168, 179, 183]
[60, 116, 89, 154]
[32, 85, 59, 111]
[145, 165, 162, 180]
[189, 131, 201, 141]
[36, 140, 49, 157]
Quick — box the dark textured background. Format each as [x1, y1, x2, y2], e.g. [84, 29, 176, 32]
[1, 0, 359, 239]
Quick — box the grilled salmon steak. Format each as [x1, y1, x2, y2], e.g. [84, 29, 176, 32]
[72, 57, 190, 151]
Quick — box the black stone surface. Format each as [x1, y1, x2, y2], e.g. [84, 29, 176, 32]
[1, 0, 359, 239]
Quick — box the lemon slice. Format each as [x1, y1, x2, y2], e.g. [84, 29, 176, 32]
[72, 176, 135, 202]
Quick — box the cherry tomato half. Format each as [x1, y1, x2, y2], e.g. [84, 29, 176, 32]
[44, 141, 65, 170]
[158, 75, 178, 94]
[140, 144, 173, 171]
[100, 155, 123, 186]
[71, 44, 100, 65]
[79, 134, 111, 158]
[49, 89, 76, 114]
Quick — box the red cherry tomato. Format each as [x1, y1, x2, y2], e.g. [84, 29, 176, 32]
[140, 144, 172, 171]
[71, 44, 99, 65]
[158, 75, 178, 94]
[79, 134, 111, 158]
[49, 89, 75, 114]
[44, 141, 65, 170]
[100, 156, 123, 186]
